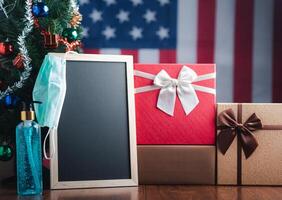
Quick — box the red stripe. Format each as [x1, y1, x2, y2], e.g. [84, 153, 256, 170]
[272, 0, 282, 102]
[83, 49, 100, 54]
[197, 0, 216, 63]
[233, 0, 254, 102]
[159, 50, 176, 63]
[121, 49, 139, 63]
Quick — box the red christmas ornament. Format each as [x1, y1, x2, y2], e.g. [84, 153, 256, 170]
[13, 54, 24, 69]
[0, 42, 14, 55]
[34, 18, 41, 29]
[43, 32, 59, 49]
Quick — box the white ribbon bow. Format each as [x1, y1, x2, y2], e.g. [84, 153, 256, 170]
[134, 65, 215, 116]
[154, 66, 199, 116]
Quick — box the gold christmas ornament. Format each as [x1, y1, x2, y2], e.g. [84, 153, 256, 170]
[70, 11, 82, 28]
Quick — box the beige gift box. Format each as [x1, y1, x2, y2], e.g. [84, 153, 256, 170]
[217, 103, 282, 185]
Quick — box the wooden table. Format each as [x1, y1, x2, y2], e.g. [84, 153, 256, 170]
[1, 185, 282, 200]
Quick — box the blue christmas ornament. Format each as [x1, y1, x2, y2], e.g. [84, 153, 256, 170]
[32, 2, 49, 17]
[4, 95, 20, 109]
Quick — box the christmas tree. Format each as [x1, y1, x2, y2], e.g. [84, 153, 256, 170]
[0, 0, 82, 161]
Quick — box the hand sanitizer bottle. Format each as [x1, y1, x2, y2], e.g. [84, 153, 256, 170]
[16, 102, 42, 195]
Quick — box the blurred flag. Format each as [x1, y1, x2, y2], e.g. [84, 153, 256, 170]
[79, 0, 282, 103]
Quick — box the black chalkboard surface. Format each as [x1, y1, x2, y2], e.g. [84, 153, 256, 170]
[50, 54, 138, 189]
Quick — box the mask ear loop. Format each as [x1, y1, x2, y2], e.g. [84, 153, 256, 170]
[43, 127, 56, 160]
[64, 51, 78, 59]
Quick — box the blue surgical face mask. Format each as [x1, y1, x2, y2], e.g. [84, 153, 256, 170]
[33, 53, 67, 160]
[33, 54, 66, 128]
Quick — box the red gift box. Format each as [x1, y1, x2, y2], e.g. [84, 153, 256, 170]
[134, 64, 216, 145]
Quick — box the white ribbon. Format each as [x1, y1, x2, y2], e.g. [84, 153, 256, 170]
[134, 65, 215, 116]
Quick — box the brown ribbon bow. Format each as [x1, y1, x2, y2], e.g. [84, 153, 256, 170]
[217, 108, 262, 159]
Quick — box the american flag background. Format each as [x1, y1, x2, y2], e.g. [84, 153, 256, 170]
[79, 0, 282, 103]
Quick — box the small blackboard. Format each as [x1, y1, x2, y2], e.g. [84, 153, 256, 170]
[49, 53, 138, 189]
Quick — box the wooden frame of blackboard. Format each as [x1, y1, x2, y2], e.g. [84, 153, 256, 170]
[49, 53, 138, 189]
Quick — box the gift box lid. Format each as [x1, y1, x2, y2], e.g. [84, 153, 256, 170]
[134, 64, 216, 145]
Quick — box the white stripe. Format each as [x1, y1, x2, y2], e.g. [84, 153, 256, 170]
[100, 48, 121, 55]
[138, 49, 159, 63]
[192, 85, 216, 95]
[135, 84, 215, 95]
[194, 73, 216, 82]
[135, 85, 160, 94]
[134, 70, 215, 82]
[252, 0, 274, 102]
[214, 0, 236, 102]
[177, 0, 198, 63]
[134, 70, 155, 80]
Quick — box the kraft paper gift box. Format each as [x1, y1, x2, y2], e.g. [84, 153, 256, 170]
[134, 64, 216, 145]
[217, 103, 282, 185]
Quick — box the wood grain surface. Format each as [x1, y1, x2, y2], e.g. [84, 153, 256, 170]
[1, 185, 282, 200]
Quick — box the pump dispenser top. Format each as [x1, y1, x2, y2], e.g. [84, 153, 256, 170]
[20, 101, 41, 121]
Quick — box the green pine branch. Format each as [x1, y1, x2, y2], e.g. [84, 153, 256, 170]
[0, 0, 82, 145]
